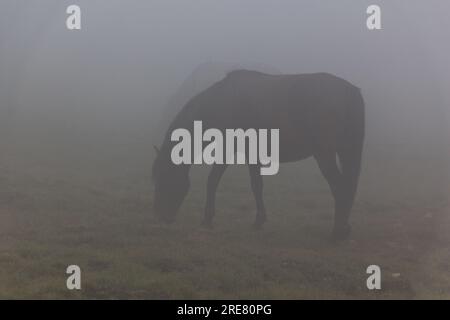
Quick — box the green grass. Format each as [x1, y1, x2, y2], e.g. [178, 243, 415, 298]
[0, 128, 449, 299]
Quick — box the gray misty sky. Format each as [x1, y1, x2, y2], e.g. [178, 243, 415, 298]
[0, 1, 449, 145]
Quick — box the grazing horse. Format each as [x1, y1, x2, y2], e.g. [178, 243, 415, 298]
[152, 70, 365, 240]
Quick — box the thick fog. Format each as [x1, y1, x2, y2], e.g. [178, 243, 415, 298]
[1, 0, 449, 148]
[1, 0, 450, 300]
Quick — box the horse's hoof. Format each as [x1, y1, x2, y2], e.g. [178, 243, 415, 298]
[201, 219, 214, 229]
[253, 217, 266, 230]
[330, 225, 351, 242]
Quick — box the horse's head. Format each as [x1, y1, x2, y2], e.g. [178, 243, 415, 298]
[152, 145, 190, 223]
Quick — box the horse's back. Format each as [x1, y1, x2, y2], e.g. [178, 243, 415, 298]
[199, 70, 360, 117]
[178, 70, 363, 162]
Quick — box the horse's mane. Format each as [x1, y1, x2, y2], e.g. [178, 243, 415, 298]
[152, 106, 194, 183]
[152, 69, 276, 182]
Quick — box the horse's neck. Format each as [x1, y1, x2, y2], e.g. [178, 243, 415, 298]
[160, 138, 192, 176]
[161, 105, 197, 175]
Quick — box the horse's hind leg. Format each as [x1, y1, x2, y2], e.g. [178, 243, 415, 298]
[248, 165, 266, 229]
[202, 164, 227, 228]
[314, 152, 350, 240]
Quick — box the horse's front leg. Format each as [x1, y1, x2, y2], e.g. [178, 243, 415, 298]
[202, 164, 228, 228]
[249, 165, 266, 229]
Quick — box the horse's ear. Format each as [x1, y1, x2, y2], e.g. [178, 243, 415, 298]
[153, 145, 160, 154]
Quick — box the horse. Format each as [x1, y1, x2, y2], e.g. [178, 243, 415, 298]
[152, 70, 365, 240]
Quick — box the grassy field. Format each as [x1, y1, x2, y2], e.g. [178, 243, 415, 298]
[0, 120, 449, 299]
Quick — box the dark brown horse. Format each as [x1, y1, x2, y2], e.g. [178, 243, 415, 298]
[152, 70, 365, 240]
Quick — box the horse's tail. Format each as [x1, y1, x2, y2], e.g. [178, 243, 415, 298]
[337, 88, 365, 211]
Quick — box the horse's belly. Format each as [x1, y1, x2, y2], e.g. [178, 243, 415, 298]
[278, 132, 313, 163]
[279, 142, 312, 163]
